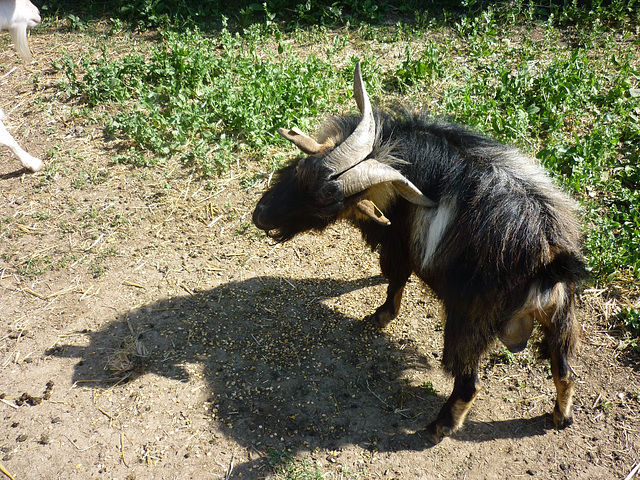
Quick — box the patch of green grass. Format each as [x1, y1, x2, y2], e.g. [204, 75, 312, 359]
[13, 251, 81, 280]
[420, 381, 439, 396]
[621, 307, 640, 334]
[390, 42, 446, 91]
[493, 348, 517, 365]
[43, 0, 436, 31]
[88, 247, 118, 278]
[31, 211, 51, 221]
[60, 22, 378, 177]
[54, 253, 79, 271]
[57, 220, 75, 234]
[18, 254, 52, 279]
[51, 1, 640, 342]
[615, 307, 640, 352]
[265, 448, 323, 480]
[71, 169, 110, 189]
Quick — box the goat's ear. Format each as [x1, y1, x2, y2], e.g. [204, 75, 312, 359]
[278, 127, 324, 155]
[356, 198, 391, 226]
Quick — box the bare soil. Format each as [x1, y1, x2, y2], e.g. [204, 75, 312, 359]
[1, 31, 639, 480]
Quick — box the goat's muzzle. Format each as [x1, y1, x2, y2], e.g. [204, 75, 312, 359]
[252, 204, 271, 233]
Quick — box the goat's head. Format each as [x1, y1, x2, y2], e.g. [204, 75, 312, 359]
[0, 0, 41, 60]
[253, 62, 434, 242]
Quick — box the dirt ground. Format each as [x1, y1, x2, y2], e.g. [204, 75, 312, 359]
[1, 31, 640, 480]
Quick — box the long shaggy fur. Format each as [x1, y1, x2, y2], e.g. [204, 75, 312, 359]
[253, 106, 587, 438]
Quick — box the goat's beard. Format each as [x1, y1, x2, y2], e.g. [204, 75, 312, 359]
[261, 214, 336, 243]
[264, 228, 298, 243]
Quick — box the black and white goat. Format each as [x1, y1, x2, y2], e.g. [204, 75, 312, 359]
[253, 63, 587, 443]
[0, 0, 43, 172]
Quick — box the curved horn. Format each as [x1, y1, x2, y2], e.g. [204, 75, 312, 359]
[324, 62, 376, 175]
[339, 159, 437, 207]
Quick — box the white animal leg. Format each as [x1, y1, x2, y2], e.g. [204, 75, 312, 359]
[0, 115, 43, 172]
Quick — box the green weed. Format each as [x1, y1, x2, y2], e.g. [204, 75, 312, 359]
[51, 0, 640, 343]
[61, 24, 367, 176]
[494, 348, 516, 365]
[88, 247, 118, 278]
[617, 307, 640, 352]
[391, 42, 445, 91]
[420, 381, 439, 396]
[598, 398, 614, 415]
[18, 255, 52, 279]
[265, 448, 323, 480]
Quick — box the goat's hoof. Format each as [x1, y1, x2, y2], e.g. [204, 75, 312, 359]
[553, 405, 574, 429]
[23, 156, 44, 173]
[371, 308, 395, 329]
[424, 421, 446, 445]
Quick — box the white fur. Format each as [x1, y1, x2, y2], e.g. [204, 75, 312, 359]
[412, 197, 456, 271]
[0, 0, 40, 60]
[0, 108, 43, 171]
[1, 0, 43, 172]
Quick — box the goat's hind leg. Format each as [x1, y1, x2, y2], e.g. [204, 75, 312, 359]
[549, 345, 575, 428]
[535, 282, 579, 428]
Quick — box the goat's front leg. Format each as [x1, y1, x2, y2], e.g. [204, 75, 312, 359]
[0, 119, 43, 172]
[426, 307, 489, 443]
[371, 242, 412, 328]
[426, 371, 480, 444]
